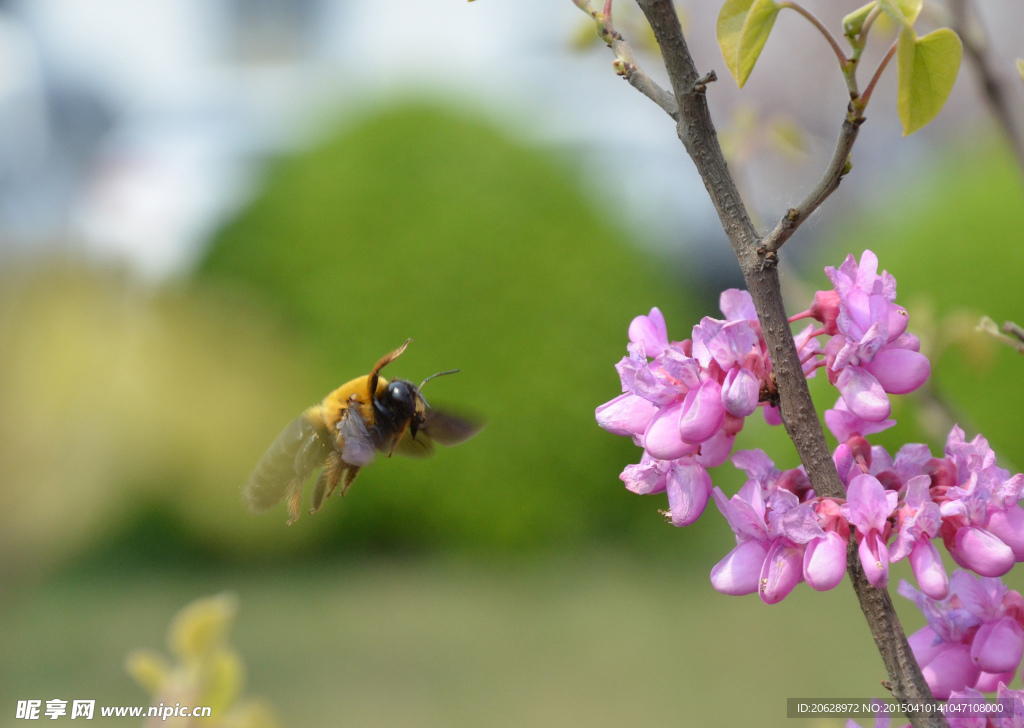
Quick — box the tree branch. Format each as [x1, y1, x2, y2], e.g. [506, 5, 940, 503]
[610, 38, 680, 120]
[632, 1, 946, 724]
[948, 0, 1024, 178]
[759, 118, 859, 255]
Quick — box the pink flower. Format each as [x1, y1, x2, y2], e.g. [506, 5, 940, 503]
[901, 574, 1024, 700]
[628, 307, 669, 357]
[842, 474, 898, 587]
[890, 475, 948, 599]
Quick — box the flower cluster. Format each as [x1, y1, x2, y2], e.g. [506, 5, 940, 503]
[595, 290, 807, 525]
[597, 249, 1024, 643]
[794, 251, 931, 427]
[900, 572, 1024, 700]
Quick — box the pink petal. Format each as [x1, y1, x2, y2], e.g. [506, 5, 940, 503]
[973, 670, 1015, 692]
[844, 474, 897, 533]
[824, 404, 895, 444]
[666, 461, 711, 527]
[596, 394, 658, 436]
[719, 289, 756, 322]
[643, 402, 696, 460]
[985, 506, 1024, 561]
[695, 430, 735, 468]
[922, 643, 981, 701]
[763, 404, 782, 426]
[908, 626, 945, 669]
[628, 308, 669, 355]
[863, 348, 930, 395]
[678, 379, 725, 444]
[619, 458, 667, 495]
[803, 532, 847, 591]
[722, 367, 760, 417]
[710, 540, 769, 595]
[954, 527, 1015, 578]
[759, 540, 803, 604]
[971, 617, 1024, 674]
[859, 531, 890, 587]
[908, 539, 949, 600]
[837, 366, 891, 421]
[886, 305, 910, 342]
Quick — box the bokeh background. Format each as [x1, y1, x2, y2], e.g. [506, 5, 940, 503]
[1, 1, 1023, 726]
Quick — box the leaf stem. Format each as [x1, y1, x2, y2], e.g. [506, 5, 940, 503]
[857, 40, 898, 112]
[778, 1, 850, 70]
[856, 5, 883, 50]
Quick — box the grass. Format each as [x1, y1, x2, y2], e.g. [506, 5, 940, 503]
[0, 555, 957, 728]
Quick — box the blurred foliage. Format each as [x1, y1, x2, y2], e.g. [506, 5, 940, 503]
[814, 145, 1024, 468]
[126, 593, 277, 728]
[0, 102, 719, 579]
[0, 263, 327, 577]
[196, 103, 706, 556]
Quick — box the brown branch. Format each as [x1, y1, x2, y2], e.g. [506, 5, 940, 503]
[948, 0, 1024, 178]
[759, 118, 859, 254]
[632, 1, 947, 725]
[610, 38, 680, 120]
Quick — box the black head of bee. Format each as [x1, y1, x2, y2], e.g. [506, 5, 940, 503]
[385, 380, 418, 415]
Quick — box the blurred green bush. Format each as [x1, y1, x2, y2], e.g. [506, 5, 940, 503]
[0, 103, 708, 577]
[196, 103, 702, 556]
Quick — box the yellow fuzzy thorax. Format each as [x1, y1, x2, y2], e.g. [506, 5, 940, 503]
[304, 374, 389, 431]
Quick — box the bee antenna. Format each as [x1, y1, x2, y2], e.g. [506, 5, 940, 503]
[419, 369, 460, 391]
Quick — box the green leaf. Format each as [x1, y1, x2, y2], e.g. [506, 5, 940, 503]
[716, 0, 780, 87]
[842, 2, 877, 39]
[879, 0, 922, 28]
[1017, 58, 1024, 82]
[736, 0, 781, 87]
[897, 26, 963, 135]
[717, 0, 757, 85]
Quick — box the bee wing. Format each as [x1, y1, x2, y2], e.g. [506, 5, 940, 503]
[337, 406, 377, 467]
[394, 408, 483, 458]
[393, 429, 435, 458]
[245, 414, 332, 513]
[420, 408, 484, 446]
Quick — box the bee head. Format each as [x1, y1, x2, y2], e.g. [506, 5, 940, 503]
[385, 379, 420, 417]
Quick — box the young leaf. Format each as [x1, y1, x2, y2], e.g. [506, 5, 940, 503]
[879, 0, 922, 28]
[897, 26, 963, 135]
[1017, 58, 1024, 82]
[718, 0, 758, 85]
[843, 2, 878, 39]
[736, 0, 781, 87]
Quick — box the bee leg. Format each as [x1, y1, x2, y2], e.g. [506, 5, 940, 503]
[338, 465, 361, 497]
[311, 452, 343, 514]
[286, 477, 303, 525]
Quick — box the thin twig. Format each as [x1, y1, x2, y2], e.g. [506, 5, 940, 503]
[632, 1, 946, 725]
[979, 316, 1024, 354]
[570, 0, 679, 120]
[759, 118, 859, 255]
[779, 1, 850, 69]
[610, 38, 680, 120]
[948, 0, 1024, 177]
[1005, 320, 1024, 343]
[858, 41, 898, 112]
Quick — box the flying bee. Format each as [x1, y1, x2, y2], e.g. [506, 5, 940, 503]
[244, 339, 482, 524]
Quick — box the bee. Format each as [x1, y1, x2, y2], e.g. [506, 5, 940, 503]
[244, 339, 482, 524]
